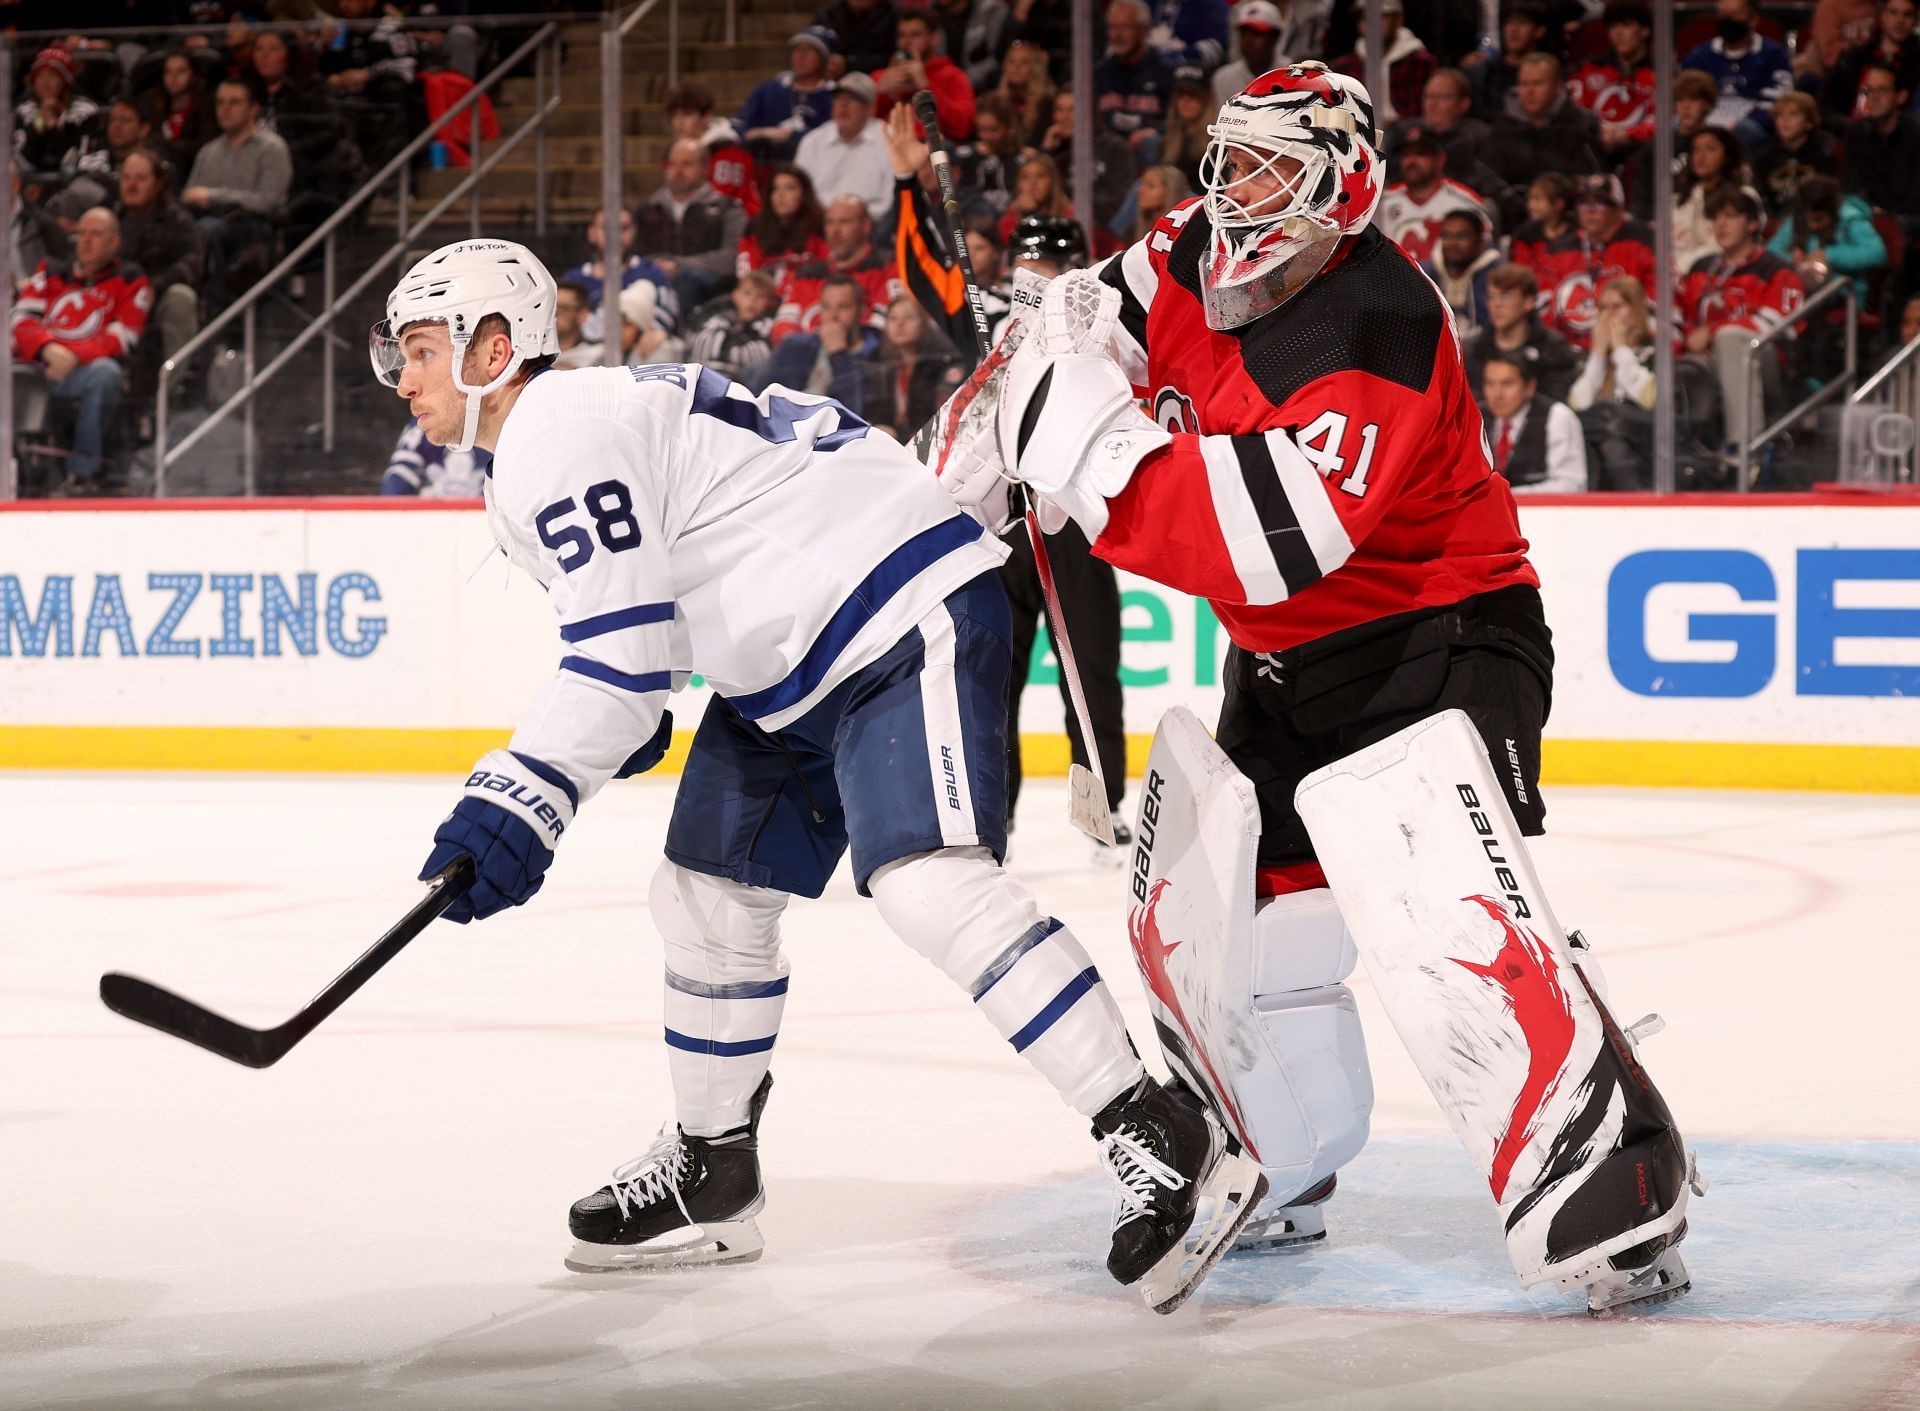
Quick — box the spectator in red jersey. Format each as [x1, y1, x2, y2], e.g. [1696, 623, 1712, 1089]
[1096, 0, 1178, 163]
[1842, 57, 1920, 244]
[1483, 54, 1603, 230]
[737, 165, 830, 282]
[766, 194, 902, 349]
[1538, 172, 1659, 350]
[668, 83, 763, 218]
[872, 6, 976, 139]
[1752, 92, 1838, 216]
[1463, 261, 1581, 401]
[1679, 184, 1806, 455]
[1479, 349, 1589, 494]
[1566, 1, 1655, 159]
[1376, 123, 1494, 263]
[10, 207, 152, 494]
[1509, 171, 1574, 285]
[1823, 0, 1920, 124]
[1333, 0, 1433, 124]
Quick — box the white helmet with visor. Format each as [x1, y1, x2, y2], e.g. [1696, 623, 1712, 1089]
[1197, 63, 1383, 330]
[370, 238, 560, 452]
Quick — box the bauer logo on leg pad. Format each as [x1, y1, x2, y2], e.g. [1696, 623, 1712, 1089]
[1456, 785, 1531, 919]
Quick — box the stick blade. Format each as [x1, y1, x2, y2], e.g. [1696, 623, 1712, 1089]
[99, 972, 283, 1069]
[1068, 763, 1117, 844]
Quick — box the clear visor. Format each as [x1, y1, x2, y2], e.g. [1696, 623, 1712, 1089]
[369, 316, 457, 388]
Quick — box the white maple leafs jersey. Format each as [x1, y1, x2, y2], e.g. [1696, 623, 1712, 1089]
[485, 363, 1008, 805]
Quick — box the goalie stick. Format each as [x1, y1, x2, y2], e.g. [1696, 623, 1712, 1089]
[911, 89, 1116, 845]
[98, 856, 474, 1068]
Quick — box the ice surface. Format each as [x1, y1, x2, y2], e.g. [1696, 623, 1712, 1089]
[2, 773, 1917, 1410]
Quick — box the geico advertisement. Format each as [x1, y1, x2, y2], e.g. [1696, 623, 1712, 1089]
[1, 504, 1916, 747]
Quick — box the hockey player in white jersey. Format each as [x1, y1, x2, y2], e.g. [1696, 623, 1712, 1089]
[369, 237, 1265, 1313]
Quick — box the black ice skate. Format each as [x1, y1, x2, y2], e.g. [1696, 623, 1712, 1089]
[1094, 1076, 1267, 1314]
[564, 1073, 772, 1273]
[1232, 1174, 1337, 1253]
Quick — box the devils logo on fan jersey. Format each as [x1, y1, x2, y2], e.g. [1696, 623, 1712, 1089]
[1535, 222, 1658, 346]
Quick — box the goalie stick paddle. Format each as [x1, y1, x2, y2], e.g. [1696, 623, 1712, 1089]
[98, 856, 475, 1069]
[911, 90, 1117, 846]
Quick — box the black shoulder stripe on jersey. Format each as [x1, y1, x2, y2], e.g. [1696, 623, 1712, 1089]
[1099, 253, 1150, 360]
[1168, 217, 1445, 408]
[1231, 433, 1325, 597]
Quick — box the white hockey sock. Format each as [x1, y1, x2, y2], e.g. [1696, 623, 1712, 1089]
[651, 861, 791, 1137]
[868, 848, 1144, 1117]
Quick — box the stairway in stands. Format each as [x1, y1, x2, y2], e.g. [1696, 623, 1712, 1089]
[237, 0, 812, 496]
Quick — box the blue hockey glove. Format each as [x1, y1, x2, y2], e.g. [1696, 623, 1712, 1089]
[420, 750, 576, 923]
[614, 710, 674, 779]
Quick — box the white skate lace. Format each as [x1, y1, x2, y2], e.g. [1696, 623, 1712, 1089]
[608, 1124, 695, 1225]
[1099, 1123, 1187, 1232]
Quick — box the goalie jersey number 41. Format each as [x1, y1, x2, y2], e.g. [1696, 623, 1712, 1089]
[1093, 200, 1540, 655]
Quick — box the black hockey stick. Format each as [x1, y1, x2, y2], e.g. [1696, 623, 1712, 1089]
[98, 856, 475, 1069]
[912, 90, 1117, 845]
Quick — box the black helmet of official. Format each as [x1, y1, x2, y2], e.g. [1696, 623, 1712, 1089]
[1009, 214, 1089, 271]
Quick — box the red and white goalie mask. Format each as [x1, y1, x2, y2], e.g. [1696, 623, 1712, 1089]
[1197, 63, 1384, 330]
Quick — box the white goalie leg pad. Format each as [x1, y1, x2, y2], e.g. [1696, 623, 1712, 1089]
[868, 847, 1143, 1117]
[1294, 709, 1692, 1292]
[1127, 707, 1373, 1197]
[651, 860, 791, 1138]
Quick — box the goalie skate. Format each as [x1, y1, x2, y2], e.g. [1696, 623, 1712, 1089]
[1233, 1175, 1336, 1253]
[564, 1074, 771, 1273]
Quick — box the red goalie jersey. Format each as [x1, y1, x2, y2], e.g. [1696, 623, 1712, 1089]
[1092, 199, 1537, 653]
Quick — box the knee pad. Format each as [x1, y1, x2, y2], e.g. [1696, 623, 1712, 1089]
[867, 846, 1045, 987]
[650, 859, 789, 983]
[1241, 887, 1374, 1201]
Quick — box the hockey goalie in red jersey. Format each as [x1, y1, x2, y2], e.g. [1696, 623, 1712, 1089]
[936, 61, 1701, 1316]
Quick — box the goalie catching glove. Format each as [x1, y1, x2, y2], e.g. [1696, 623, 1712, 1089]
[921, 269, 1168, 538]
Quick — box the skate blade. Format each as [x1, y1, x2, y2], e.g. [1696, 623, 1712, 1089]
[1586, 1249, 1692, 1317]
[1234, 1225, 1326, 1255]
[563, 1218, 765, 1274]
[1232, 1197, 1329, 1254]
[1140, 1158, 1268, 1315]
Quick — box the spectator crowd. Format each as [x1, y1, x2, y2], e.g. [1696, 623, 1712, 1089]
[18, 0, 1920, 496]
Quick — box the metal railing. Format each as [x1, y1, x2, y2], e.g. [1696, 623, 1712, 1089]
[1847, 331, 1920, 484]
[154, 21, 564, 494]
[1735, 276, 1858, 490]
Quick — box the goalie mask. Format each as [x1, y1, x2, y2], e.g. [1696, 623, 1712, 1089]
[370, 238, 560, 452]
[1197, 63, 1383, 330]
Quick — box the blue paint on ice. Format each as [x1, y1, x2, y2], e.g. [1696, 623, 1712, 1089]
[950, 1135, 1920, 1325]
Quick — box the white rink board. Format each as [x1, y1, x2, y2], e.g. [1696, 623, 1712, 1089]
[1, 498, 1916, 759]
